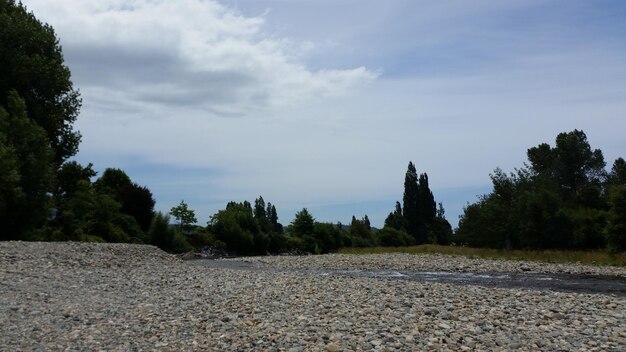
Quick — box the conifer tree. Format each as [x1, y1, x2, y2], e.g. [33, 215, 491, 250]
[402, 162, 420, 240]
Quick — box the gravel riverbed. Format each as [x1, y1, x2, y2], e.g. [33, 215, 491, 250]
[1, 242, 625, 351]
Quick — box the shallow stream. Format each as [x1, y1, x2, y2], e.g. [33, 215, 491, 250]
[190, 259, 626, 296]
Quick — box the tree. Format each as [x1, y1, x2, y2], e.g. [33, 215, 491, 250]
[608, 158, 626, 186]
[363, 215, 371, 231]
[377, 227, 414, 247]
[457, 130, 617, 250]
[0, 90, 53, 239]
[55, 161, 96, 199]
[291, 208, 315, 236]
[0, 0, 81, 165]
[432, 203, 453, 245]
[417, 173, 436, 242]
[209, 202, 257, 254]
[254, 196, 270, 232]
[606, 186, 626, 252]
[267, 203, 281, 233]
[384, 201, 407, 231]
[528, 130, 605, 199]
[170, 200, 197, 233]
[117, 183, 155, 233]
[94, 168, 132, 194]
[402, 162, 420, 240]
[149, 212, 176, 251]
[95, 168, 155, 233]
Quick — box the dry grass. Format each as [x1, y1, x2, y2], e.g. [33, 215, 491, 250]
[338, 245, 626, 267]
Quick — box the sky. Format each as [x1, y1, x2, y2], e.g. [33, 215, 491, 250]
[22, 0, 626, 228]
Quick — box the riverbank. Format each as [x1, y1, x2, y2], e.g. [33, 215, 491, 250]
[1, 242, 625, 350]
[338, 245, 626, 267]
[237, 252, 626, 278]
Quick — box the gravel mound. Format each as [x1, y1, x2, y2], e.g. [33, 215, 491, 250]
[241, 253, 626, 278]
[1, 242, 625, 351]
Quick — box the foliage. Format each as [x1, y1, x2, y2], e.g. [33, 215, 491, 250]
[606, 186, 626, 253]
[402, 162, 420, 240]
[384, 201, 407, 231]
[148, 212, 192, 253]
[170, 200, 197, 232]
[0, 0, 81, 165]
[291, 208, 315, 236]
[377, 227, 414, 247]
[457, 130, 624, 251]
[95, 168, 155, 232]
[0, 91, 53, 239]
[384, 162, 450, 246]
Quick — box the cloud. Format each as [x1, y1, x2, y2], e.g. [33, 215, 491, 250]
[24, 0, 377, 116]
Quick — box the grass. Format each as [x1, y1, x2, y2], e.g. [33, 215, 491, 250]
[337, 245, 626, 267]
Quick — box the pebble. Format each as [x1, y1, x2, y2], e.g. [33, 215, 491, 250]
[1, 241, 625, 350]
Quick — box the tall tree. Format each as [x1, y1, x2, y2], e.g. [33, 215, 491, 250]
[267, 203, 281, 233]
[363, 215, 371, 231]
[417, 172, 436, 242]
[0, 0, 82, 165]
[0, 91, 53, 239]
[402, 162, 420, 240]
[254, 196, 270, 232]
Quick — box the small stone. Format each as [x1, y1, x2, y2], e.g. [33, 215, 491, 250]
[325, 342, 340, 352]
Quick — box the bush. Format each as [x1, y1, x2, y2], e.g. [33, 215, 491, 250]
[377, 227, 414, 247]
[149, 212, 176, 251]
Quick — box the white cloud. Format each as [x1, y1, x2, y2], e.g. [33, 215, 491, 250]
[23, 0, 377, 116]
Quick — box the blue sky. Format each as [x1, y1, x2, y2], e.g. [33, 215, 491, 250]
[24, 0, 626, 228]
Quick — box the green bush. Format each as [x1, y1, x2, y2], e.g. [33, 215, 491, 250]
[377, 227, 414, 247]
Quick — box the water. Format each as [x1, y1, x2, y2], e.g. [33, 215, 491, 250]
[190, 259, 626, 296]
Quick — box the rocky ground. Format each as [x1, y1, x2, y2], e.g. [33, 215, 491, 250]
[1, 242, 625, 351]
[237, 253, 626, 278]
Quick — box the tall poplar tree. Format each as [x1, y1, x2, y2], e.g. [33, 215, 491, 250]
[402, 162, 420, 240]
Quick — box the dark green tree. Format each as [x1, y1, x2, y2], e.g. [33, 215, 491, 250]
[432, 203, 453, 245]
[363, 215, 371, 231]
[94, 168, 131, 194]
[254, 196, 271, 232]
[267, 203, 281, 233]
[384, 201, 407, 231]
[291, 208, 315, 236]
[55, 161, 96, 198]
[117, 183, 155, 233]
[95, 168, 155, 233]
[608, 158, 626, 186]
[209, 202, 258, 254]
[458, 130, 615, 250]
[0, 90, 53, 239]
[606, 186, 626, 252]
[349, 215, 375, 247]
[377, 227, 414, 247]
[402, 162, 420, 240]
[149, 212, 176, 251]
[0, 0, 81, 165]
[417, 173, 436, 242]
